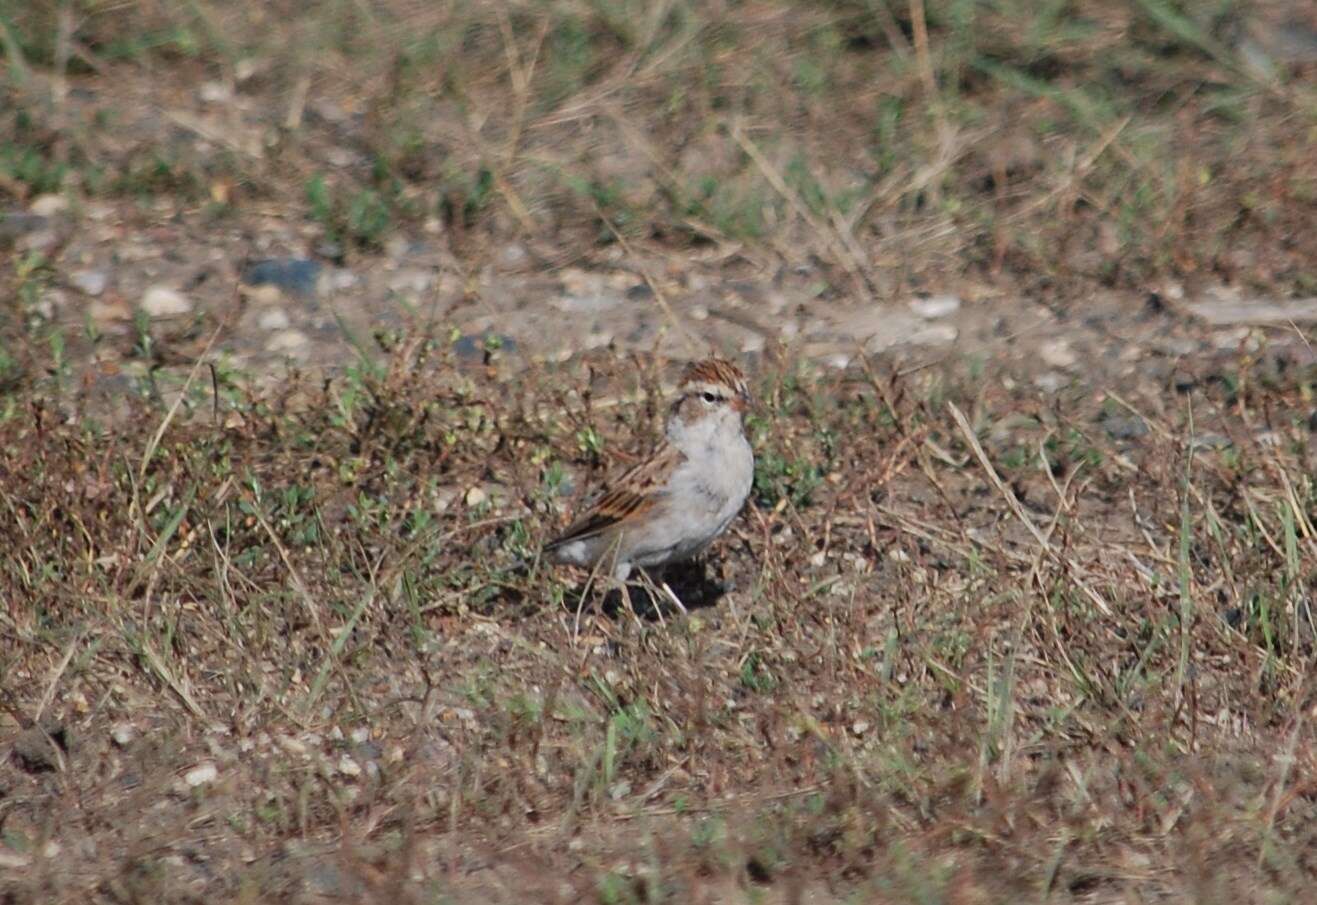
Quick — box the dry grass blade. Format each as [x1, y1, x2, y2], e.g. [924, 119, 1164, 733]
[33, 631, 82, 724]
[138, 327, 222, 482]
[137, 638, 208, 721]
[730, 122, 874, 303]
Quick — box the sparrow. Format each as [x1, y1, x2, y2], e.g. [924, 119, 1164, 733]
[543, 358, 754, 584]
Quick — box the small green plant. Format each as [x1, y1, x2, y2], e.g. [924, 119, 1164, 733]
[0, 141, 66, 195]
[752, 449, 823, 508]
[306, 171, 406, 250]
[739, 650, 777, 694]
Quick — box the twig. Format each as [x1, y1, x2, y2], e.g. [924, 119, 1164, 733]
[33, 631, 83, 724]
[594, 205, 702, 354]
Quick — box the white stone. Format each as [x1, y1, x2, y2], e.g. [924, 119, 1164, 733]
[0, 849, 30, 869]
[198, 81, 233, 104]
[141, 286, 193, 317]
[909, 324, 958, 345]
[29, 194, 69, 217]
[1033, 372, 1068, 393]
[388, 268, 434, 295]
[71, 269, 108, 297]
[1039, 338, 1078, 369]
[909, 294, 961, 319]
[257, 308, 291, 330]
[277, 735, 307, 756]
[183, 763, 218, 787]
[265, 329, 309, 354]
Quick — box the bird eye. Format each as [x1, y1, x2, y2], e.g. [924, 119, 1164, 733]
[701, 391, 719, 403]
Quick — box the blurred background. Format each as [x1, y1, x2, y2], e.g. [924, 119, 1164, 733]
[1, 0, 1314, 396]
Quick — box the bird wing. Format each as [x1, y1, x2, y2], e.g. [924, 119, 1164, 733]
[545, 442, 684, 548]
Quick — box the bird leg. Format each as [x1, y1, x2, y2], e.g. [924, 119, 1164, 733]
[659, 580, 688, 616]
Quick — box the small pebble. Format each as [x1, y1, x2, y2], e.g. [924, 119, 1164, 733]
[0, 849, 30, 870]
[198, 81, 233, 104]
[241, 258, 322, 298]
[387, 268, 433, 295]
[454, 332, 517, 361]
[1034, 372, 1068, 393]
[1039, 338, 1078, 369]
[70, 269, 108, 297]
[910, 323, 958, 345]
[140, 286, 193, 317]
[12, 722, 67, 773]
[257, 308, 291, 330]
[0, 212, 48, 244]
[277, 735, 307, 756]
[496, 243, 529, 270]
[265, 329, 309, 354]
[1191, 433, 1232, 451]
[1101, 415, 1149, 440]
[28, 194, 69, 217]
[909, 294, 961, 319]
[183, 763, 218, 787]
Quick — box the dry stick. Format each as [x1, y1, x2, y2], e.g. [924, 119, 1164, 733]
[1173, 400, 1197, 714]
[528, 0, 688, 132]
[33, 631, 83, 724]
[947, 401, 1113, 617]
[303, 561, 381, 719]
[1105, 390, 1279, 564]
[253, 504, 327, 638]
[138, 640, 208, 721]
[572, 533, 624, 643]
[495, 4, 548, 198]
[0, 14, 31, 85]
[907, 0, 959, 181]
[607, 108, 756, 263]
[1258, 681, 1310, 869]
[729, 123, 874, 304]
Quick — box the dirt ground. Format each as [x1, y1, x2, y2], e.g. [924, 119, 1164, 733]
[2, 2, 1316, 903]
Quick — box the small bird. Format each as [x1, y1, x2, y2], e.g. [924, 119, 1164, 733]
[543, 358, 755, 590]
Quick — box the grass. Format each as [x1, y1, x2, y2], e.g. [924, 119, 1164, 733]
[1, 0, 1316, 902]
[0, 332, 1314, 902]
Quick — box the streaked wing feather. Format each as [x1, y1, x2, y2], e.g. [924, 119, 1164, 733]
[545, 443, 684, 547]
